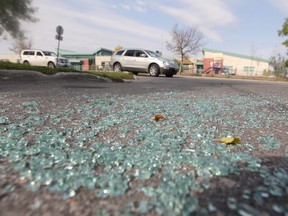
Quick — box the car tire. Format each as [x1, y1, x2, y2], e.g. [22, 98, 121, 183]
[23, 61, 30, 66]
[48, 62, 55, 68]
[113, 63, 122, 72]
[149, 64, 160, 77]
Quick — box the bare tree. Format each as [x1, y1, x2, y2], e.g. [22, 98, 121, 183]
[270, 53, 287, 77]
[166, 24, 204, 73]
[249, 45, 257, 76]
[9, 37, 33, 54]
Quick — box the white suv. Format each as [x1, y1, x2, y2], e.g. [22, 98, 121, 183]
[110, 48, 179, 77]
[20, 49, 71, 68]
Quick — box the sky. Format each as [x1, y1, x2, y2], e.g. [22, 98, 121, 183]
[0, 0, 288, 60]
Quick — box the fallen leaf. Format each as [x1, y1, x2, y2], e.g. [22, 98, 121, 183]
[17, 177, 28, 185]
[66, 197, 77, 204]
[155, 114, 165, 122]
[219, 137, 241, 144]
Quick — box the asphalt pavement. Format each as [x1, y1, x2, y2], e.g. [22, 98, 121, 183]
[0, 69, 288, 216]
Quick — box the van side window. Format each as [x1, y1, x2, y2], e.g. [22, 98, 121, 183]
[29, 51, 35, 55]
[37, 52, 43, 56]
[23, 51, 29, 55]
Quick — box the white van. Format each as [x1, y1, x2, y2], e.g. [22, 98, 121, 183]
[20, 49, 71, 68]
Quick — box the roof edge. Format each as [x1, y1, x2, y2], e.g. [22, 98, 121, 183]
[202, 48, 270, 63]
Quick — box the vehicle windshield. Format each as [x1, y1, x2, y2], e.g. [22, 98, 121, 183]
[43, 51, 57, 57]
[145, 50, 160, 58]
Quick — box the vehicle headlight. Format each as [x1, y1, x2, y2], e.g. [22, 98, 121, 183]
[163, 61, 169, 66]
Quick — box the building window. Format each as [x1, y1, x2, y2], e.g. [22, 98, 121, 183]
[244, 66, 255, 72]
[223, 66, 233, 74]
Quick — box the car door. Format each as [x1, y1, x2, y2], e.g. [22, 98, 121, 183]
[133, 50, 149, 72]
[26, 51, 35, 65]
[122, 50, 136, 70]
[34, 51, 46, 66]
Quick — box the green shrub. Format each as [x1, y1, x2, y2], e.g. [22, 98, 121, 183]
[0, 61, 134, 81]
[0, 61, 79, 74]
[262, 69, 271, 77]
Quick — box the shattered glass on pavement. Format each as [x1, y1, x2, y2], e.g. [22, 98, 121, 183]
[0, 90, 288, 215]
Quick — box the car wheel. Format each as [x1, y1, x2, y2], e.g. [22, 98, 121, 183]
[149, 64, 160, 77]
[23, 61, 30, 66]
[113, 63, 122, 72]
[48, 62, 55, 68]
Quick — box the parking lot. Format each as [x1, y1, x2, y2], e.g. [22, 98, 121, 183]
[0, 71, 288, 215]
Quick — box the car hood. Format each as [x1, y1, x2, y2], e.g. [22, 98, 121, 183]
[158, 57, 179, 66]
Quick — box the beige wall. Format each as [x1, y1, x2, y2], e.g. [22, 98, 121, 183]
[95, 56, 111, 70]
[0, 54, 20, 63]
[204, 51, 269, 76]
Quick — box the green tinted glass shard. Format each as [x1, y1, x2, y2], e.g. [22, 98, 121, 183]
[227, 197, 237, 210]
[0, 116, 11, 125]
[237, 203, 261, 216]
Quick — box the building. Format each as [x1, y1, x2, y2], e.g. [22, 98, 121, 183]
[201, 48, 270, 76]
[0, 47, 271, 76]
[0, 47, 113, 71]
[59, 48, 113, 71]
[0, 54, 20, 63]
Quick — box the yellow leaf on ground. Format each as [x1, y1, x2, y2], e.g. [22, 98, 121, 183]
[155, 114, 165, 122]
[219, 137, 241, 144]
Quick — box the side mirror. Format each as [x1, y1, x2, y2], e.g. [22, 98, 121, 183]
[140, 53, 147, 57]
[156, 51, 162, 56]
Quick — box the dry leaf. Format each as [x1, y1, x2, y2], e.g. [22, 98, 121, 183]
[219, 137, 241, 144]
[18, 177, 28, 185]
[66, 197, 77, 204]
[155, 114, 165, 122]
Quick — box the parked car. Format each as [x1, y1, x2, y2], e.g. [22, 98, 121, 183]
[110, 48, 179, 77]
[20, 49, 71, 68]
